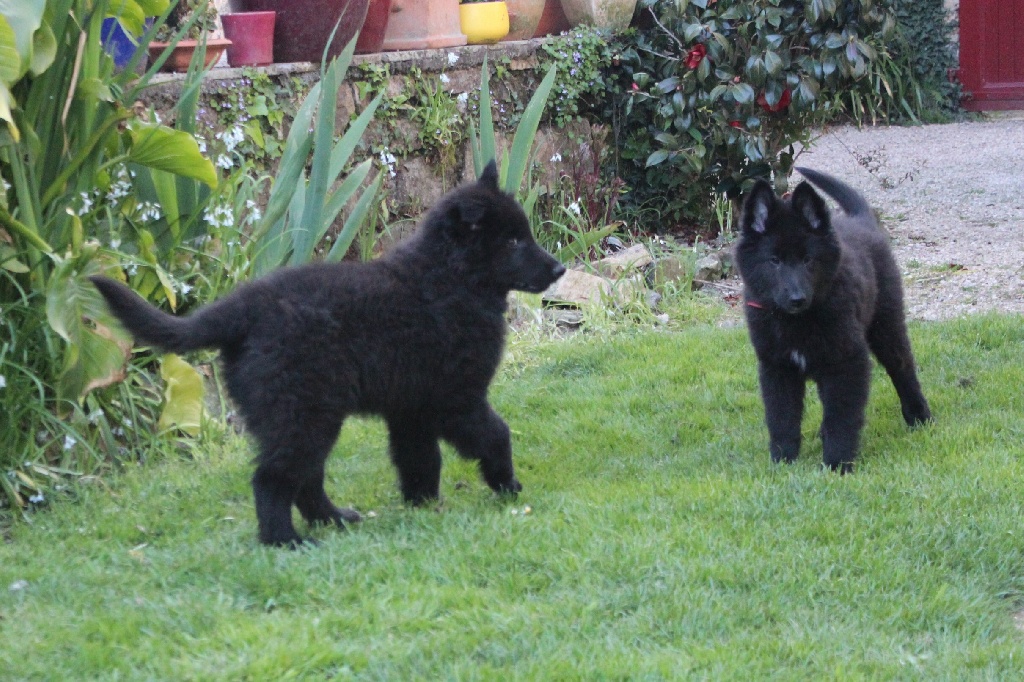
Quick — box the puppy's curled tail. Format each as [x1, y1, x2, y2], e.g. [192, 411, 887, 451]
[795, 166, 871, 219]
[90, 276, 248, 353]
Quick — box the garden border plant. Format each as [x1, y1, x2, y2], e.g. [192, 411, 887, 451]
[593, 0, 911, 235]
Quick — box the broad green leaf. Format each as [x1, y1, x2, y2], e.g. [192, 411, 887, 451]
[0, 243, 28, 272]
[326, 171, 382, 262]
[0, 82, 16, 142]
[158, 354, 204, 436]
[46, 257, 132, 402]
[0, 0, 44, 77]
[254, 80, 320, 240]
[28, 19, 55, 76]
[321, 157, 373, 237]
[0, 14, 19, 84]
[328, 93, 382, 180]
[127, 122, 217, 188]
[476, 56, 496, 178]
[646, 149, 669, 167]
[503, 63, 556, 196]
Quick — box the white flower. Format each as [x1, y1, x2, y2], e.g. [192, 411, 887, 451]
[204, 204, 235, 229]
[1, 178, 10, 192]
[217, 126, 245, 153]
[568, 201, 581, 216]
[78, 192, 94, 216]
[439, 73, 450, 85]
[0, 375, 5, 389]
[456, 92, 469, 112]
[29, 493, 44, 504]
[139, 202, 162, 222]
[216, 154, 233, 170]
[180, 283, 192, 295]
[198, 140, 207, 154]
[379, 148, 397, 178]
[87, 409, 104, 424]
[63, 435, 77, 451]
[447, 52, 459, 67]
[110, 238, 121, 249]
[550, 153, 562, 163]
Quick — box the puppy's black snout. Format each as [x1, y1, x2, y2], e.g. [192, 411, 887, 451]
[789, 293, 807, 308]
[551, 262, 566, 280]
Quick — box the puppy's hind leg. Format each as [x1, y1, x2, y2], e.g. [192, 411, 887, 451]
[252, 414, 346, 547]
[441, 403, 521, 496]
[867, 312, 931, 427]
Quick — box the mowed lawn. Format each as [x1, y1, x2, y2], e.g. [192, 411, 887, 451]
[1, 314, 1023, 680]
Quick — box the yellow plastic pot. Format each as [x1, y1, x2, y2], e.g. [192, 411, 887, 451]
[459, 1, 510, 44]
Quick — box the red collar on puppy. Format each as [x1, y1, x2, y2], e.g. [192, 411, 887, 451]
[746, 300, 765, 309]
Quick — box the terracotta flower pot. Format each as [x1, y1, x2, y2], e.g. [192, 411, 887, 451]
[148, 38, 232, 72]
[533, 0, 570, 37]
[221, 12, 276, 67]
[558, 0, 638, 31]
[502, 0, 544, 41]
[355, 0, 393, 53]
[381, 0, 466, 51]
[234, 0, 369, 63]
[460, 2, 510, 45]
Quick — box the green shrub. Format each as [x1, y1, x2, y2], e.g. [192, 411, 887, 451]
[890, 0, 960, 119]
[604, 0, 901, 234]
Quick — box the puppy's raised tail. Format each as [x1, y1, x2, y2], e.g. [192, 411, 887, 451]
[794, 166, 872, 219]
[90, 276, 248, 353]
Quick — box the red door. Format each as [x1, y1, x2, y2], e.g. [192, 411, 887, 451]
[959, 0, 1024, 110]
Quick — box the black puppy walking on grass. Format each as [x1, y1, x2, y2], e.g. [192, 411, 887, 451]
[92, 161, 565, 546]
[735, 167, 931, 472]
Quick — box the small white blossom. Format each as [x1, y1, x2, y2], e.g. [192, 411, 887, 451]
[0, 375, 5, 389]
[9, 580, 28, 592]
[439, 73, 450, 85]
[456, 92, 469, 112]
[447, 52, 459, 67]
[110, 238, 121, 249]
[63, 435, 77, 451]
[180, 283, 193, 295]
[217, 126, 245, 153]
[204, 204, 235, 229]
[139, 202, 162, 222]
[245, 199, 262, 224]
[568, 201, 581, 216]
[2, 178, 10, 192]
[29, 493, 44, 504]
[197, 140, 207, 154]
[550, 153, 562, 163]
[379, 148, 397, 178]
[216, 154, 233, 170]
[78, 192, 94, 216]
[87, 409, 104, 424]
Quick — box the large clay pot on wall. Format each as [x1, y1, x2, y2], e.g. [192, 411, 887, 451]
[233, 0, 370, 63]
[502, 0, 544, 41]
[381, 0, 467, 51]
[355, 0, 393, 53]
[558, 0, 637, 32]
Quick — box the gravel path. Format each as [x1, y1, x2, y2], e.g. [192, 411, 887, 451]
[793, 116, 1024, 321]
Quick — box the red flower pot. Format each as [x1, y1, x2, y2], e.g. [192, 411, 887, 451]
[221, 12, 276, 67]
[234, 0, 369, 63]
[355, 0, 392, 53]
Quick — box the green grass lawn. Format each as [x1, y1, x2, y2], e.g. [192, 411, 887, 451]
[2, 314, 1023, 680]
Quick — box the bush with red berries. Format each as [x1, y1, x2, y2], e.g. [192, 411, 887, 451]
[610, 0, 898, 230]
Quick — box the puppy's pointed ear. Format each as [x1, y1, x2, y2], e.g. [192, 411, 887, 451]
[791, 182, 831, 232]
[448, 196, 487, 235]
[478, 159, 499, 190]
[740, 180, 775, 236]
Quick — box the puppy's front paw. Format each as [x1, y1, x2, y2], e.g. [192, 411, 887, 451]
[494, 477, 522, 496]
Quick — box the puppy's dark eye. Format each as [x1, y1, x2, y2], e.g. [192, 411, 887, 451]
[769, 255, 781, 266]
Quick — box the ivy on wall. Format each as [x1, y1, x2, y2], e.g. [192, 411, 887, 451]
[890, 0, 960, 116]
